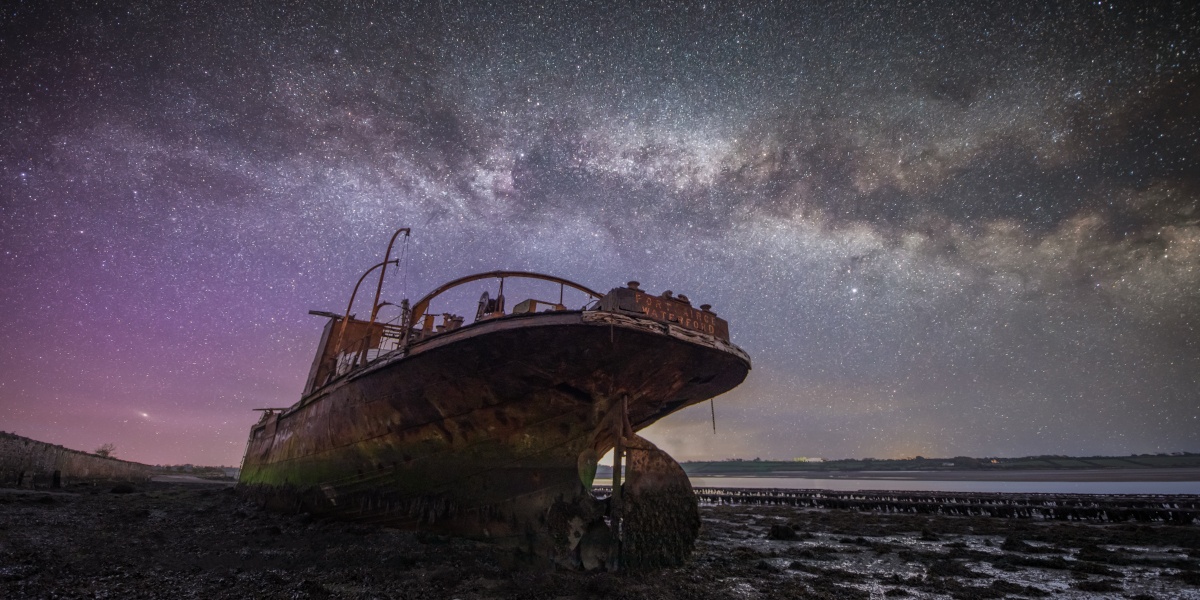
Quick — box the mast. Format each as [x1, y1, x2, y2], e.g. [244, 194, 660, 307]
[368, 227, 411, 329]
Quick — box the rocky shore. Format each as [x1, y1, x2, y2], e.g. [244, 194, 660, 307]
[2, 480, 1198, 599]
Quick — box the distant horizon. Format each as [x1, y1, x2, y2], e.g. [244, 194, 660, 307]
[7, 429, 1196, 471]
[684, 451, 1200, 463]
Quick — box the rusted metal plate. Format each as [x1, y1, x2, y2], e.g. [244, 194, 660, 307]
[242, 275, 750, 569]
[240, 309, 748, 567]
[599, 287, 731, 341]
[621, 434, 701, 570]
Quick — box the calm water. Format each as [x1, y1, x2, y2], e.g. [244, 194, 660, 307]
[596, 477, 1200, 495]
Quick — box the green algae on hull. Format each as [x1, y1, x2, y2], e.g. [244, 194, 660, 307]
[238, 274, 750, 568]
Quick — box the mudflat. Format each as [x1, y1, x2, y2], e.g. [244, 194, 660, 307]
[2, 480, 1198, 599]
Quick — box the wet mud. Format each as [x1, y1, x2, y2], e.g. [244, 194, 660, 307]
[2, 481, 1198, 599]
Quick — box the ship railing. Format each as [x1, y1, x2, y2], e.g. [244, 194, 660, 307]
[332, 321, 408, 376]
[409, 311, 468, 343]
[405, 297, 582, 345]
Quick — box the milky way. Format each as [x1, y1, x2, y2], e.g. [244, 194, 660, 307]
[2, 1, 1197, 465]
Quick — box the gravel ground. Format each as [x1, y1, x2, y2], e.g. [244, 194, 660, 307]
[2, 481, 1198, 599]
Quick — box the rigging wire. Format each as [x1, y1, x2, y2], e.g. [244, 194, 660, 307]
[710, 399, 717, 434]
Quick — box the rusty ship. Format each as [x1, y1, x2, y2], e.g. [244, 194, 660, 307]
[238, 228, 751, 568]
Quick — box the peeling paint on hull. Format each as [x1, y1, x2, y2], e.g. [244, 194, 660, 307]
[238, 309, 749, 563]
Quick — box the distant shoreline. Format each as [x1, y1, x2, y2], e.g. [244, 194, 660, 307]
[688, 467, 1200, 482]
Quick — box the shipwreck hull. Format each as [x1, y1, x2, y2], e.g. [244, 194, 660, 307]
[239, 309, 749, 558]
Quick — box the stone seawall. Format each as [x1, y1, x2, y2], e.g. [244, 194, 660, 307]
[0, 432, 154, 488]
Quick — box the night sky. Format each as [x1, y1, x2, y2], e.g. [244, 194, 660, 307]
[2, 1, 1197, 466]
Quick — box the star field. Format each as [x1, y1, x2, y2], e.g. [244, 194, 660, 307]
[1, 0, 1197, 465]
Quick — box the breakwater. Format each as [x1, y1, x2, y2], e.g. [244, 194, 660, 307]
[696, 487, 1200, 524]
[592, 486, 1200, 524]
[0, 432, 153, 488]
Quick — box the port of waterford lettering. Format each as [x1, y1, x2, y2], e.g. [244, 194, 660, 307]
[633, 292, 723, 337]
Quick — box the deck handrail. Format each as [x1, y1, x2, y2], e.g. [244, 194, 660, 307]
[409, 271, 601, 327]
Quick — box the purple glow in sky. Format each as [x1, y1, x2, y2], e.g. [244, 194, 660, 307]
[2, 0, 1197, 466]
